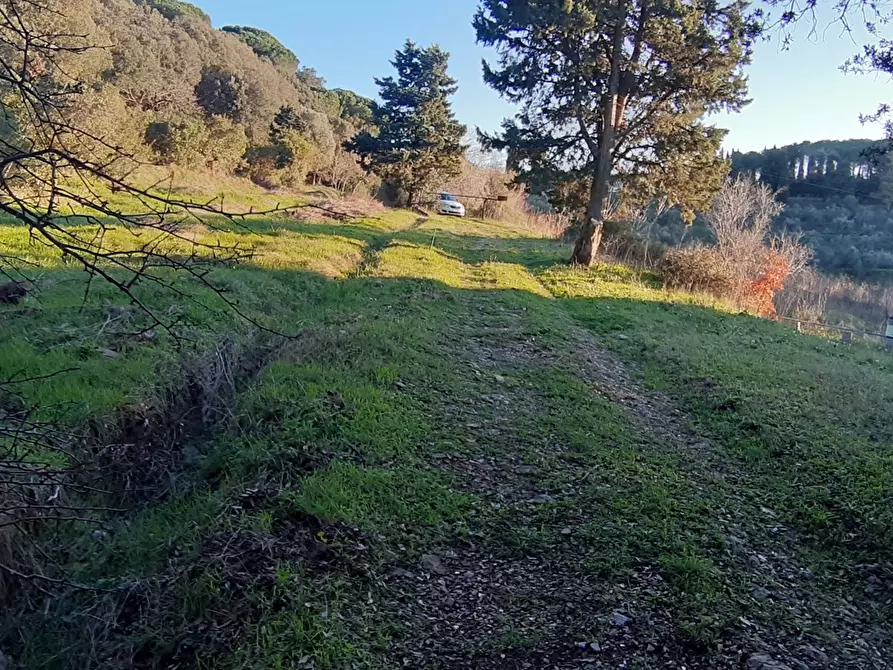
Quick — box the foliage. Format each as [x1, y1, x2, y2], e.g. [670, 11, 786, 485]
[474, 0, 758, 264]
[661, 178, 809, 314]
[146, 117, 210, 167]
[11, 0, 369, 189]
[334, 89, 375, 128]
[662, 245, 738, 296]
[205, 115, 250, 173]
[346, 40, 466, 205]
[264, 105, 329, 186]
[221, 25, 299, 71]
[774, 197, 893, 279]
[730, 139, 882, 196]
[134, 0, 209, 22]
[749, 251, 790, 317]
[194, 67, 251, 122]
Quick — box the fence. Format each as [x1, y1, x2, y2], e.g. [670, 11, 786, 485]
[776, 315, 892, 348]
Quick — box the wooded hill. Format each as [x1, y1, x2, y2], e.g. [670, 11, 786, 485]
[730, 139, 882, 200]
[724, 140, 893, 279]
[21, 0, 376, 191]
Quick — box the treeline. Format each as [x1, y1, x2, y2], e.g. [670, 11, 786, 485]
[729, 139, 883, 199]
[725, 140, 893, 280]
[25, 0, 376, 191]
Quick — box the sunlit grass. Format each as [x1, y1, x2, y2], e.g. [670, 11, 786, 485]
[7, 182, 893, 667]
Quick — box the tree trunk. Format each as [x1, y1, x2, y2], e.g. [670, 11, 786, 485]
[571, 217, 604, 266]
[571, 0, 626, 266]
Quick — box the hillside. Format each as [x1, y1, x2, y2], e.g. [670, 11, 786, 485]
[728, 140, 893, 279]
[2, 194, 892, 669]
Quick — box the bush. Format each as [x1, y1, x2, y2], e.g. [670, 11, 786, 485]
[661, 178, 812, 316]
[244, 146, 281, 188]
[662, 246, 738, 297]
[146, 117, 209, 168]
[204, 116, 248, 173]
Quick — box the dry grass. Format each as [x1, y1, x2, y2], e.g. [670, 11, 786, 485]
[298, 192, 386, 222]
[440, 161, 570, 238]
[776, 269, 893, 330]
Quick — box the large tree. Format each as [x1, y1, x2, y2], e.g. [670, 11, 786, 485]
[474, 0, 758, 265]
[346, 40, 466, 205]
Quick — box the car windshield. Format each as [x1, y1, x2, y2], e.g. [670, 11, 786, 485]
[440, 194, 457, 201]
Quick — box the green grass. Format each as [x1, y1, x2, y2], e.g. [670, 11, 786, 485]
[284, 461, 471, 533]
[3, 186, 893, 668]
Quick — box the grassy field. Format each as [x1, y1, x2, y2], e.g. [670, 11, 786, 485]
[2, 194, 892, 669]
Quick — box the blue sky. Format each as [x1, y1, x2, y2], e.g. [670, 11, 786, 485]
[196, 0, 889, 152]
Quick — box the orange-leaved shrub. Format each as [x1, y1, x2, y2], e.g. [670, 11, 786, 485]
[662, 177, 810, 316]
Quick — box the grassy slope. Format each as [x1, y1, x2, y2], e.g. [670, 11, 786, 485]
[2, 199, 892, 669]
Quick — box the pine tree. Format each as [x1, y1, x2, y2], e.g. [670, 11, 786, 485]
[346, 40, 466, 205]
[474, 0, 758, 265]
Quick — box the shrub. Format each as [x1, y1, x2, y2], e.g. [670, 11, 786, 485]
[146, 117, 209, 168]
[662, 177, 811, 316]
[244, 146, 281, 188]
[662, 245, 738, 297]
[204, 116, 248, 173]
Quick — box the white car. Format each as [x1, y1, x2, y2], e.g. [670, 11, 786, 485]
[435, 193, 466, 217]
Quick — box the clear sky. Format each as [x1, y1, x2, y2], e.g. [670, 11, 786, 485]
[195, 0, 889, 152]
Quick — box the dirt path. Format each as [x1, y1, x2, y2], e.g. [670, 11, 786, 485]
[374, 291, 891, 670]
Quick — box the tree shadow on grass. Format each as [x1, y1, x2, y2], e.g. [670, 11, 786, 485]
[5, 259, 893, 668]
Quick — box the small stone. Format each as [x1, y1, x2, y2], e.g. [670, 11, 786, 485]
[616, 333, 629, 340]
[91, 529, 109, 541]
[796, 645, 829, 666]
[181, 444, 201, 465]
[646, 643, 656, 652]
[526, 494, 555, 504]
[389, 567, 414, 579]
[99, 348, 119, 358]
[494, 374, 506, 383]
[751, 586, 771, 600]
[420, 553, 448, 575]
[611, 612, 631, 627]
[576, 641, 588, 649]
[589, 642, 602, 652]
[561, 527, 573, 536]
[747, 654, 793, 670]
[516, 465, 539, 475]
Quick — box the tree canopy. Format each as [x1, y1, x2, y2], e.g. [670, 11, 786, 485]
[134, 0, 209, 22]
[346, 40, 466, 205]
[475, 0, 758, 264]
[221, 26, 299, 71]
[730, 139, 882, 197]
[4, 0, 376, 193]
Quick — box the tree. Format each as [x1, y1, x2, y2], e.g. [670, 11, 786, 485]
[194, 67, 249, 122]
[221, 26, 299, 71]
[474, 0, 758, 265]
[334, 89, 375, 128]
[134, 0, 210, 22]
[346, 40, 466, 205]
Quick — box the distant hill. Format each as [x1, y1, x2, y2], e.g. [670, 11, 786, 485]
[729, 139, 883, 200]
[21, 0, 375, 192]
